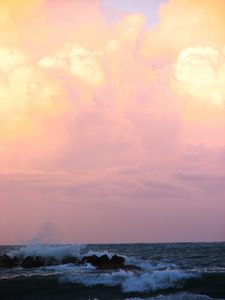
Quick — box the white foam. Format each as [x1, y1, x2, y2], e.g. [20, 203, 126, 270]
[7, 243, 85, 260]
[43, 263, 95, 272]
[84, 250, 115, 259]
[60, 269, 196, 293]
[124, 256, 175, 271]
[122, 270, 194, 293]
[60, 269, 130, 287]
[126, 292, 223, 300]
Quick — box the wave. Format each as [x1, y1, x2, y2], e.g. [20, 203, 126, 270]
[7, 243, 176, 273]
[60, 269, 196, 293]
[126, 292, 224, 300]
[7, 243, 85, 260]
[125, 255, 177, 271]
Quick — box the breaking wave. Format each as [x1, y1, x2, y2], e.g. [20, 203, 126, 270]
[7, 243, 85, 260]
[126, 292, 224, 300]
[2, 243, 225, 299]
[61, 269, 196, 293]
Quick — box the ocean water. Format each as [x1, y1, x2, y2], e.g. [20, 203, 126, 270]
[0, 242, 225, 300]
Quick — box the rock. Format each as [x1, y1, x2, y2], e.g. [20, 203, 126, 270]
[96, 254, 111, 267]
[82, 255, 99, 266]
[81, 254, 128, 270]
[34, 256, 45, 267]
[12, 256, 20, 266]
[123, 264, 140, 271]
[1, 252, 139, 271]
[81, 254, 111, 268]
[21, 256, 36, 268]
[45, 257, 58, 266]
[61, 256, 79, 265]
[0, 255, 15, 268]
[111, 255, 125, 266]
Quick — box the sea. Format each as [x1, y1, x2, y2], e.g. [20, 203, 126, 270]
[0, 242, 225, 300]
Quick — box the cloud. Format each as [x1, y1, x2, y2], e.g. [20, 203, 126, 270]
[0, 46, 25, 72]
[175, 45, 225, 106]
[1, 144, 224, 243]
[39, 44, 105, 85]
[144, 0, 225, 58]
[0, 46, 63, 136]
[0, 0, 225, 243]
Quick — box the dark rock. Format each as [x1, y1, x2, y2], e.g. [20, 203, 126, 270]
[82, 255, 99, 266]
[61, 256, 79, 265]
[0, 255, 15, 268]
[96, 254, 111, 267]
[111, 255, 125, 266]
[81, 254, 140, 271]
[12, 256, 20, 266]
[81, 254, 128, 270]
[81, 254, 110, 267]
[21, 256, 36, 268]
[123, 264, 141, 271]
[45, 257, 58, 266]
[34, 256, 45, 267]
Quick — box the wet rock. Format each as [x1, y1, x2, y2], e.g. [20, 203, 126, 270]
[12, 256, 20, 266]
[81, 254, 107, 267]
[1, 253, 139, 271]
[123, 264, 140, 271]
[0, 255, 15, 268]
[96, 254, 111, 268]
[111, 255, 125, 267]
[21, 256, 36, 268]
[81, 254, 130, 270]
[61, 256, 79, 265]
[82, 255, 99, 266]
[34, 256, 45, 267]
[45, 257, 58, 266]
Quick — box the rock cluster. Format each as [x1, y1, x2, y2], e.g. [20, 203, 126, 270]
[0, 254, 138, 270]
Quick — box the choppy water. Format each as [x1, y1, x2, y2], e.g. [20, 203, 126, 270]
[0, 242, 225, 300]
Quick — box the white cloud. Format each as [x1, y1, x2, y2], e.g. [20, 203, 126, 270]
[175, 45, 225, 106]
[0, 46, 60, 131]
[38, 44, 105, 85]
[0, 46, 25, 73]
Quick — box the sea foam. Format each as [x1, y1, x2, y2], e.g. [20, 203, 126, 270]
[61, 269, 196, 293]
[126, 292, 224, 300]
[7, 243, 85, 260]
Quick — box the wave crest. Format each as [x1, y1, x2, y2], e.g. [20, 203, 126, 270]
[61, 269, 196, 293]
[7, 243, 85, 260]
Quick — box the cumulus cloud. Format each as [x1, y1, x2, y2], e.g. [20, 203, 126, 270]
[0, 46, 62, 135]
[144, 0, 225, 59]
[175, 45, 225, 105]
[0, 47, 25, 72]
[39, 44, 105, 85]
[0, 0, 225, 243]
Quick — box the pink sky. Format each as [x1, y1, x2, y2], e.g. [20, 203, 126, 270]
[0, 0, 225, 244]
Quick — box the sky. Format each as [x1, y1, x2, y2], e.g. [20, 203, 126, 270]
[0, 0, 224, 245]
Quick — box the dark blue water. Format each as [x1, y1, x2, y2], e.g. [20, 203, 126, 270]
[0, 242, 225, 299]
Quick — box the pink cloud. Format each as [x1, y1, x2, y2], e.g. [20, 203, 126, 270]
[0, 0, 224, 244]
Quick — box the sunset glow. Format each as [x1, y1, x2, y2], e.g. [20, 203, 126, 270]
[0, 0, 224, 244]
